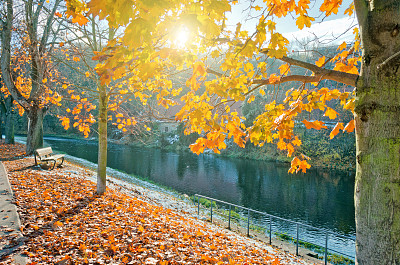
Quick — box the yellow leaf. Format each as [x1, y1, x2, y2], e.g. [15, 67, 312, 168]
[324, 107, 338, 120]
[292, 136, 301, 146]
[296, 15, 314, 30]
[193, 61, 206, 76]
[244, 62, 253, 72]
[287, 143, 294, 157]
[344, 3, 354, 16]
[61, 117, 70, 130]
[211, 49, 220, 58]
[85, 72, 90, 77]
[42, 78, 47, 83]
[278, 63, 290, 76]
[337, 42, 347, 51]
[247, 95, 255, 103]
[277, 140, 286, 150]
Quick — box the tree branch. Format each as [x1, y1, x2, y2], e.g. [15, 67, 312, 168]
[278, 56, 358, 87]
[207, 62, 358, 87]
[0, 0, 29, 110]
[40, 0, 62, 51]
[212, 37, 359, 87]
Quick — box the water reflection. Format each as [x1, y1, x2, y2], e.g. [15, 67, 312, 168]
[44, 136, 355, 236]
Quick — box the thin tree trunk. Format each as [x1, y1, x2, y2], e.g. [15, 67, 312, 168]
[4, 97, 14, 144]
[0, 101, 4, 140]
[96, 85, 108, 194]
[26, 106, 44, 154]
[0, 112, 3, 141]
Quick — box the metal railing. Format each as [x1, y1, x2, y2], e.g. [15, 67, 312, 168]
[194, 194, 356, 265]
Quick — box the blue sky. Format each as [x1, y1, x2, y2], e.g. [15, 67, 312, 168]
[227, 0, 356, 44]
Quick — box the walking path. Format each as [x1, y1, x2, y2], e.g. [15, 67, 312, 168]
[0, 161, 26, 264]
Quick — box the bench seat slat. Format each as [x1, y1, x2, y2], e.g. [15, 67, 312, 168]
[41, 154, 65, 161]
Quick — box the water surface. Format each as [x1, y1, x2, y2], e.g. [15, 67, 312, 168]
[43, 136, 356, 257]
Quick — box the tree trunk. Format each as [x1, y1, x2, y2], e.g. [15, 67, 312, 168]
[26, 106, 44, 154]
[0, 102, 4, 140]
[354, 1, 400, 263]
[0, 112, 3, 141]
[4, 97, 14, 144]
[96, 85, 108, 194]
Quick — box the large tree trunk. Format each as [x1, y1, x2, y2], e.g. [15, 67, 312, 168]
[26, 106, 44, 154]
[4, 97, 14, 144]
[354, 1, 400, 263]
[96, 85, 108, 194]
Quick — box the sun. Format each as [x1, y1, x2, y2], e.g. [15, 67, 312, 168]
[173, 26, 190, 49]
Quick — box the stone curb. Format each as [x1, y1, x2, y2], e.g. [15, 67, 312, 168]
[0, 161, 27, 264]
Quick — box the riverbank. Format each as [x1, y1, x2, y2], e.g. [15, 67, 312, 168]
[0, 141, 311, 264]
[113, 134, 356, 172]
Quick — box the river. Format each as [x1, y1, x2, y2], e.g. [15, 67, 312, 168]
[42, 136, 356, 259]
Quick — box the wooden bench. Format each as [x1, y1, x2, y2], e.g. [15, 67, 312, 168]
[34, 147, 65, 170]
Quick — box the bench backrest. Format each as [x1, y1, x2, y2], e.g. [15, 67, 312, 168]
[35, 147, 53, 158]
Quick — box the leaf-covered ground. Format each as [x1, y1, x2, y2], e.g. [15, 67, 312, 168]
[0, 141, 26, 161]
[1, 143, 311, 264]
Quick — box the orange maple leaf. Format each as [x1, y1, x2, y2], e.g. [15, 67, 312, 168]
[268, 74, 281, 84]
[344, 119, 355, 132]
[330, 122, 344, 139]
[315, 56, 326, 67]
[298, 160, 311, 173]
[302, 120, 328, 130]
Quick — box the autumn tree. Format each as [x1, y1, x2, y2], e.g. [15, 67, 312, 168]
[65, 0, 400, 262]
[50, 10, 151, 194]
[1, 0, 66, 154]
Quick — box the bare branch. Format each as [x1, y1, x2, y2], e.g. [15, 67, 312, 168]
[0, 0, 30, 110]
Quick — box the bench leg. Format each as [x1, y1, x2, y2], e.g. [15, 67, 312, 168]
[51, 160, 57, 170]
[57, 157, 65, 168]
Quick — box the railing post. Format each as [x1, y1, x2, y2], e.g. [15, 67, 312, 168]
[197, 195, 200, 217]
[269, 216, 272, 245]
[210, 199, 213, 223]
[247, 209, 250, 237]
[325, 233, 328, 265]
[296, 223, 299, 256]
[228, 205, 231, 230]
